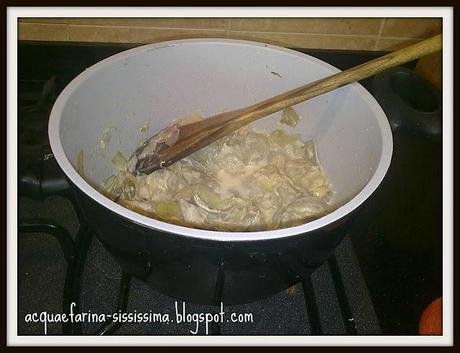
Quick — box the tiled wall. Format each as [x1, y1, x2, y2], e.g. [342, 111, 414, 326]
[18, 18, 442, 51]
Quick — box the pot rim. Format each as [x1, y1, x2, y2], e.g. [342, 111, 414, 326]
[48, 38, 393, 242]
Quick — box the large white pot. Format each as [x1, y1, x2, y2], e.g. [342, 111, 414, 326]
[49, 38, 392, 241]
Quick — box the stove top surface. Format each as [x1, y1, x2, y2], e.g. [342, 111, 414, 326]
[19, 194, 380, 335]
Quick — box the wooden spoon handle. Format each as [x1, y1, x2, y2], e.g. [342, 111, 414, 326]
[220, 34, 443, 129]
[137, 34, 442, 174]
[188, 34, 442, 136]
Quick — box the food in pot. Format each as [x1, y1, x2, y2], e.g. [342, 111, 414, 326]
[100, 117, 333, 231]
[280, 107, 301, 127]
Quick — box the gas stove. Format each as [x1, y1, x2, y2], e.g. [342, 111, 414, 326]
[17, 42, 442, 335]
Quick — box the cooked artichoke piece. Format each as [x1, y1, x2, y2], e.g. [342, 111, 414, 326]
[179, 199, 205, 224]
[154, 200, 182, 220]
[278, 196, 328, 226]
[233, 131, 270, 166]
[120, 199, 155, 216]
[112, 151, 127, 171]
[202, 197, 263, 231]
[194, 184, 229, 210]
[101, 175, 121, 196]
[280, 107, 301, 127]
[76, 150, 84, 176]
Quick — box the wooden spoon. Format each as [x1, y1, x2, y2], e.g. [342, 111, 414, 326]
[134, 34, 442, 175]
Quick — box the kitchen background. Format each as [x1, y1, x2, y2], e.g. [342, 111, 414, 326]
[17, 16, 444, 336]
[18, 17, 441, 51]
[18, 17, 443, 88]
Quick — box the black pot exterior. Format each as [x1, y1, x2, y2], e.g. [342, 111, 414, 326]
[74, 187, 349, 305]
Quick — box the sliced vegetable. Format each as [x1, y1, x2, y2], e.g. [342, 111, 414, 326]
[112, 151, 127, 171]
[155, 200, 182, 220]
[76, 150, 84, 176]
[180, 199, 204, 224]
[100, 127, 116, 149]
[280, 107, 301, 127]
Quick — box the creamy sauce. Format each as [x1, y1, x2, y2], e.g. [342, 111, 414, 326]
[216, 164, 262, 198]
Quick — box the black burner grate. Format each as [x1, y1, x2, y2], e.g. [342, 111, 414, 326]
[18, 193, 380, 335]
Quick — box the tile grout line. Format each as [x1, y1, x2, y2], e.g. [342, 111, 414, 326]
[374, 18, 386, 51]
[224, 18, 232, 39]
[66, 24, 380, 37]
